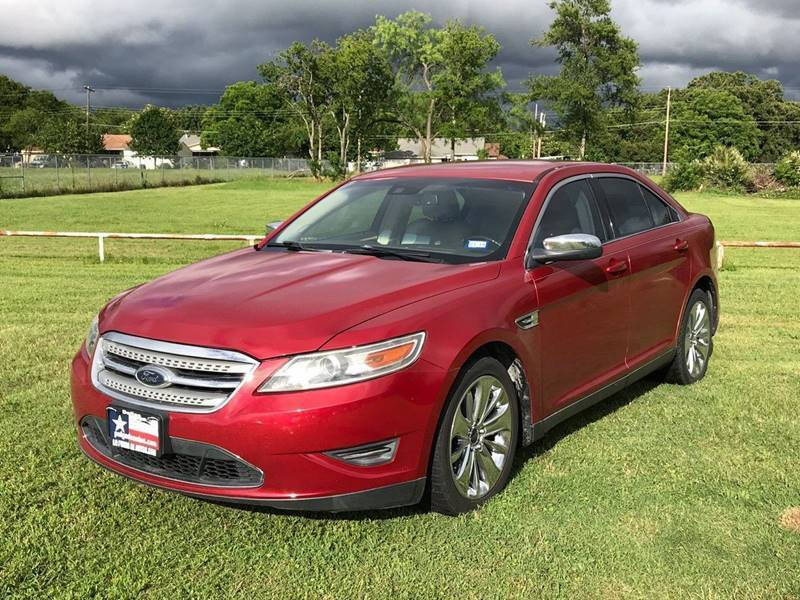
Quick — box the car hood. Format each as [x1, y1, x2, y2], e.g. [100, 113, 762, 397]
[100, 248, 500, 359]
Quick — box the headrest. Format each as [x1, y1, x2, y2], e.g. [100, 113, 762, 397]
[422, 190, 460, 222]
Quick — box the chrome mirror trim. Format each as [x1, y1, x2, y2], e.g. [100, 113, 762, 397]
[543, 233, 602, 252]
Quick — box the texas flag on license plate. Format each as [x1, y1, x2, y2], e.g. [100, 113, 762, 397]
[107, 407, 161, 456]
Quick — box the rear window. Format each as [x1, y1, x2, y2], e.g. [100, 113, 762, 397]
[597, 178, 654, 237]
[640, 185, 679, 226]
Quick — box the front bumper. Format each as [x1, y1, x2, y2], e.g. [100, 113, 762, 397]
[71, 345, 448, 511]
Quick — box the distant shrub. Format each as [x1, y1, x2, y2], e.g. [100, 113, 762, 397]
[701, 146, 753, 191]
[663, 160, 704, 192]
[773, 151, 800, 187]
[749, 164, 782, 193]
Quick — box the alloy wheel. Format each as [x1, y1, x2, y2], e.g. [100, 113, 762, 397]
[449, 375, 513, 499]
[684, 300, 711, 378]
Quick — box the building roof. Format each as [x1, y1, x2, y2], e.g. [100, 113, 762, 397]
[102, 134, 131, 151]
[179, 133, 219, 153]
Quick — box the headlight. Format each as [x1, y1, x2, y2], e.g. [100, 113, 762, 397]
[258, 332, 425, 392]
[85, 315, 100, 357]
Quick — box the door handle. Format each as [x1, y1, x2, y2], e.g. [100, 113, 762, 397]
[605, 259, 628, 275]
[674, 239, 689, 252]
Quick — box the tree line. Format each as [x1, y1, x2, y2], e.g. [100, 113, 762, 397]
[2, 1, 800, 170]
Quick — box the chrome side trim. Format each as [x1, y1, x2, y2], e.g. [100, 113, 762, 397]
[515, 310, 539, 330]
[532, 348, 675, 441]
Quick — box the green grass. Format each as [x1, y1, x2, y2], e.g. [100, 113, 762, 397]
[676, 191, 800, 242]
[1, 181, 799, 598]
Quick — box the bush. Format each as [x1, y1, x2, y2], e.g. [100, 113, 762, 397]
[701, 146, 753, 191]
[663, 160, 704, 192]
[774, 151, 800, 187]
[749, 164, 782, 193]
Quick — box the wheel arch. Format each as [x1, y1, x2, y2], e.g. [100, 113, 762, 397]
[692, 274, 719, 334]
[444, 335, 534, 447]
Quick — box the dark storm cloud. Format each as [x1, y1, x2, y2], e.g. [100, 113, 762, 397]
[0, 0, 798, 107]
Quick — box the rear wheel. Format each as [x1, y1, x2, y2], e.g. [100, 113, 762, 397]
[665, 288, 713, 384]
[429, 357, 519, 515]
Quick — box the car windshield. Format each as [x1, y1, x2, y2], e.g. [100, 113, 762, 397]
[272, 177, 534, 264]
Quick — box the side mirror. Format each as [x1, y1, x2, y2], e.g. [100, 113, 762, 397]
[527, 234, 603, 267]
[265, 221, 283, 236]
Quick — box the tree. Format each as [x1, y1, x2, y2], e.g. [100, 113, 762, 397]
[528, 0, 640, 159]
[259, 41, 334, 167]
[372, 11, 505, 163]
[669, 88, 760, 161]
[0, 76, 73, 152]
[504, 93, 547, 159]
[201, 81, 305, 157]
[689, 71, 798, 161]
[172, 105, 208, 132]
[324, 30, 394, 172]
[128, 106, 180, 156]
[436, 20, 505, 158]
[36, 113, 103, 155]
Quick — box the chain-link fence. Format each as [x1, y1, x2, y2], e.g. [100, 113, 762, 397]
[0, 154, 315, 198]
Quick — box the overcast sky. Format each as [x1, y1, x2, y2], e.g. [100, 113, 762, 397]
[1, 0, 798, 108]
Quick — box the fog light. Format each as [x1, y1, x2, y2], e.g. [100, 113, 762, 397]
[325, 439, 399, 467]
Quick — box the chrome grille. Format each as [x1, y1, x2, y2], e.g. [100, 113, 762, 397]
[91, 332, 258, 413]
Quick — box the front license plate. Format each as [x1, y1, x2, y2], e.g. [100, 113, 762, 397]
[107, 406, 164, 457]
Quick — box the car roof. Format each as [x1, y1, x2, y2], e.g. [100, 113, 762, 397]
[353, 160, 600, 183]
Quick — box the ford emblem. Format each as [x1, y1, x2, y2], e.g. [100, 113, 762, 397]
[135, 365, 173, 388]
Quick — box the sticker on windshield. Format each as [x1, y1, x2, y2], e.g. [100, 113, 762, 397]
[465, 239, 489, 250]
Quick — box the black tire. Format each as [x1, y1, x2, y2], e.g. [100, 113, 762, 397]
[429, 357, 519, 515]
[664, 288, 714, 385]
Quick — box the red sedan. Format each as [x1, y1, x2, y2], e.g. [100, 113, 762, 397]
[71, 161, 718, 514]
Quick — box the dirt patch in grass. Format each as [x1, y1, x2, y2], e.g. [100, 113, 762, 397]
[779, 507, 800, 533]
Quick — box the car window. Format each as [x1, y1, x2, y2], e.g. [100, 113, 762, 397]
[639, 185, 678, 226]
[597, 177, 655, 237]
[533, 179, 606, 248]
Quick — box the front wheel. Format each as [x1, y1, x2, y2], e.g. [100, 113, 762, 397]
[429, 357, 519, 515]
[665, 288, 714, 384]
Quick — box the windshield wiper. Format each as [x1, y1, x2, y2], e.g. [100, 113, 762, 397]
[265, 240, 313, 252]
[340, 245, 441, 263]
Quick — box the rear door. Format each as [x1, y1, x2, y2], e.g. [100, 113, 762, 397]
[592, 176, 691, 366]
[528, 177, 630, 417]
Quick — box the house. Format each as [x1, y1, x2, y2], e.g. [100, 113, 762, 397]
[102, 134, 132, 156]
[380, 137, 485, 167]
[20, 146, 46, 165]
[483, 143, 508, 160]
[101, 133, 174, 169]
[178, 134, 219, 158]
[372, 137, 508, 170]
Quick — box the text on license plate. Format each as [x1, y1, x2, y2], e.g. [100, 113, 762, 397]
[107, 406, 161, 456]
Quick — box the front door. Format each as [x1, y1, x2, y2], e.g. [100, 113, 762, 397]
[527, 177, 630, 418]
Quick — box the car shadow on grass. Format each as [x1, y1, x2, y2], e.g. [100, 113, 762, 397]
[204, 376, 664, 522]
[511, 375, 663, 475]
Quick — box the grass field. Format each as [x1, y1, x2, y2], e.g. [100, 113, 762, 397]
[1, 180, 799, 598]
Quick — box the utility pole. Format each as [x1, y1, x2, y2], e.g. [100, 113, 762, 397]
[83, 85, 95, 144]
[537, 113, 546, 158]
[662, 86, 672, 177]
[532, 103, 538, 159]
